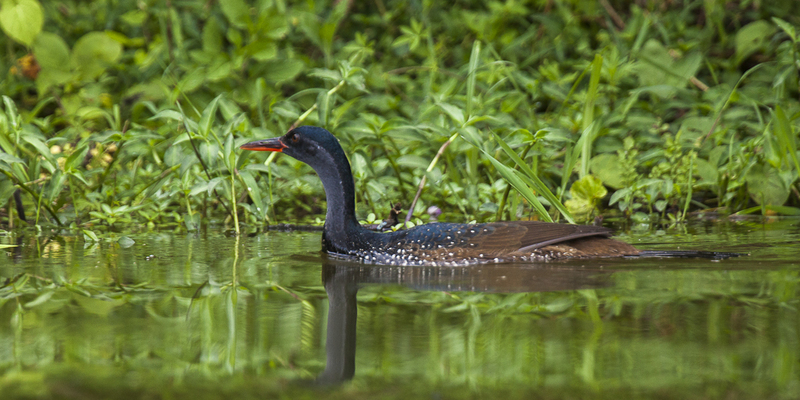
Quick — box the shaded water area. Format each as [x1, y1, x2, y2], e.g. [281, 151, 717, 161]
[1, 219, 800, 399]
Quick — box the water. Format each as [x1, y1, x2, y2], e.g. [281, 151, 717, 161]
[1, 219, 799, 399]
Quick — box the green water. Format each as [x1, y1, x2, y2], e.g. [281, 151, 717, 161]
[1, 220, 799, 399]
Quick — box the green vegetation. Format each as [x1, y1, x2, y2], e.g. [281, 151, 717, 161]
[2, 0, 800, 231]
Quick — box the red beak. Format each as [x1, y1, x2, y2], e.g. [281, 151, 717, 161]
[240, 138, 287, 152]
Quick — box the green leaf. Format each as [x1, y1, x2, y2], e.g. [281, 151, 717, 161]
[0, 0, 43, 46]
[0, 152, 24, 165]
[199, 95, 222, 138]
[590, 153, 626, 189]
[65, 144, 89, 172]
[466, 40, 481, 119]
[773, 105, 800, 180]
[238, 170, 267, 220]
[246, 40, 277, 61]
[582, 54, 602, 132]
[32, 31, 70, 71]
[317, 90, 330, 128]
[72, 31, 123, 78]
[569, 175, 607, 202]
[206, 176, 224, 196]
[2, 95, 19, 128]
[82, 229, 99, 242]
[634, 40, 702, 94]
[309, 68, 341, 83]
[219, 0, 250, 29]
[694, 158, 718, 184]
[745, 163, 789, 206]
[202, 17, 222, 53]
[263, 58, 304, 83]
[487, 131, 574, 223]
[223, 133, 235, 170]
[438, 103, 465, 126]
[735, 20, 775, 65]
[565, 175, 606, 220]
[487, 155, 551, 222]
[772, 17, 797, 43]
[396, 155, 430, 170]
[21, 134, 55, 165]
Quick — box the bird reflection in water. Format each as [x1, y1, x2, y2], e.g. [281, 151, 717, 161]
[314, 258, 614, 385]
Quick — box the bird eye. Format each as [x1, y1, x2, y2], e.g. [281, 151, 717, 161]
[291, 134, 299, 143]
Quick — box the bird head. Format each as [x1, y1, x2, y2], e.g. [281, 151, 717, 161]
[240, 126, 346, 170]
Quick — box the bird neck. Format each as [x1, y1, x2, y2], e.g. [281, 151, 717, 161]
[312, 150, 366, 251]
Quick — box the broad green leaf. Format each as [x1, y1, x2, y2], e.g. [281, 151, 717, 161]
[569, 175, 607, 202]
[207, 176, 224, 196]
[309, 68, 341, 82]
[263, 58, 304, 83]
[21, 134, 55, 164]
[246, 40, 277, 61]
[396, 155, 430, 170]
[82, 229, 99, 242]
[0, 152, 24, 165]
[32, 31, 70, 71]
[745, 163, 789, 206]
[202, 17, 222, 53]
[694, 158, 718, 184]
[149, 110, 183, 121]
[0, 0, 43, 46]
[219, 0, 250, 29]
[735, 20, 775, 65]
[438, 103, 465, 126]
[590, 153, 625, 189]
[71, 31, 123, 78]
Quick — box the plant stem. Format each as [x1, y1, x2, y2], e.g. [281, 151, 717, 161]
[404, 132, 458, 224]
[291, 80, 347, 129]
[1, 170, 62, 226]
[231, 171, 239, 235]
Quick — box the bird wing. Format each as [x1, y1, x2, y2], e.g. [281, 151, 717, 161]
[511, 221, 613, 252]
[447, 221, 609, 255]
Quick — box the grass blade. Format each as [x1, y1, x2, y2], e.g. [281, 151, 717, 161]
[489, 131, 575, 223]
[466, 40, 481, 120]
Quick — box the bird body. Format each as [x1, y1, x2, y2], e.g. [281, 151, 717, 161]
[241, 126, 733, 265]
[320, 220, 637, 266]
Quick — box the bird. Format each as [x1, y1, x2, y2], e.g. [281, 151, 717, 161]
[240, 126, 738, 266]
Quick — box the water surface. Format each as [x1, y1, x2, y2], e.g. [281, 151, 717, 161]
[1, 220, 799, 399]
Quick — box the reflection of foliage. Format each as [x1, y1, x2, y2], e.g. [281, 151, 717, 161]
[2, 224, 800, 398]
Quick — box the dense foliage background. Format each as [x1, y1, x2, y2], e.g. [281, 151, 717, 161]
[1, 0, 800, 232]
